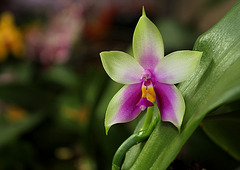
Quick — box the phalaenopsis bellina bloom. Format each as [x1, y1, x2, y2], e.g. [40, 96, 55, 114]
[100, 8, 202, 134]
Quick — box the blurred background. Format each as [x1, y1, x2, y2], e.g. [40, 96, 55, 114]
[0, 0, 239, 169]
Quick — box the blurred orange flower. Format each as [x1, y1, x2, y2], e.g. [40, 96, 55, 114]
[63, 105, 90, 125]
[5, 105, 27, 122]
[0, 12, 25, 62]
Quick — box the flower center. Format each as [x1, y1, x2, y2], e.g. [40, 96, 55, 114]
[136, 70, 156, 111]
[141, 69, 151, 83]
[141, 83, 156, 103]
[141, 70, 156, 103]
[136, 82, 156, 111]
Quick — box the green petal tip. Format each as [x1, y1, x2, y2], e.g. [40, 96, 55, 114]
[142, 6, 146, 16]
[105, 126, 110, 135]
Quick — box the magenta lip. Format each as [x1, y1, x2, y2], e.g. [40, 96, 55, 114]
[136, 97, 154, 111]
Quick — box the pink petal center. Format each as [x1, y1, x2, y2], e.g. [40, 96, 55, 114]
[136, 69, 157, 111]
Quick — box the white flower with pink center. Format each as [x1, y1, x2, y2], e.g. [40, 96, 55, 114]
[100, 8, 202, 134]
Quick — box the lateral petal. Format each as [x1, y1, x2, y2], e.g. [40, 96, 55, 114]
[154, 82, 185, 129]
[105, 83, 142, 134]
[100, 51, 144, 84]
[133, 9, 164, 69]
[154, 50, 202, 84]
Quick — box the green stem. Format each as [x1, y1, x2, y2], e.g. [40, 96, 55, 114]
[141, 106, 154, 131]
[112, 106, 159, 170]
[112, 133, 142, 170]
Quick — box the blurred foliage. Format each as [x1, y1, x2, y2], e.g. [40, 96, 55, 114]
[202, 109, 240, 161]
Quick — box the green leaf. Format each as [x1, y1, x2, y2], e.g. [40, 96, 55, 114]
[122, 1, 240, 169]
[202, 112, 240, 160]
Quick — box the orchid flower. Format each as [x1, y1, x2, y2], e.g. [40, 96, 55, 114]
[100, 8, 202, 134]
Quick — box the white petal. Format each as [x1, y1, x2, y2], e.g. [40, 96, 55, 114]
[105, 84, 142, 134]
[100, 51, 144, 84]
[154, 82, 185, 129]
[133, 12, 164, 69]
[154, 50, 202, 84]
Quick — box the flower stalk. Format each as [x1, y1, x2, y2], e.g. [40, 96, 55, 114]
[112, 106, 160, 170]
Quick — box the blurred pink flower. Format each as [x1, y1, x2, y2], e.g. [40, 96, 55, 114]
[25, 1, 84, 65]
